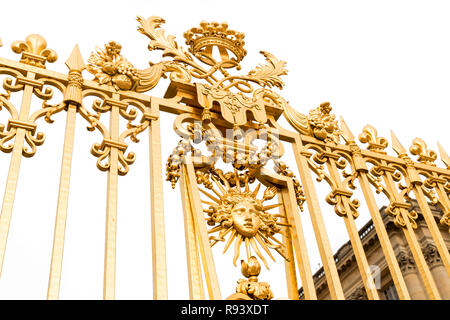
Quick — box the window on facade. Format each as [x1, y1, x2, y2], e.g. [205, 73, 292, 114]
[383, 283, 399, 300]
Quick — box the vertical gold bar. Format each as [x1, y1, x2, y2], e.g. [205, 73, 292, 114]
[401, 208, 441, 299]
[281, 182, 317, 299]
[292, 138, 345, 299]
[358, 173, 410, 299]
[148, 113, 168, 299]
[341, 212, 379, 300]
[382, 170, 441, 299]
[47, 104, 77, 299]
[0, 72, 35, 276]
[412, 185, 450, 276]
[180, 167, 205, 299]
[278, 194, 299, 300]
[103, 96, 120, 300]
[183, 159, 221, 300]
[325, 159, 380, 300]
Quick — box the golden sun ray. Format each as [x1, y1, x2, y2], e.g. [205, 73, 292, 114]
[223, 229, 237, 254]
[214, 170, 231, 191]
[261, 233, 289, 261]
[257, 231, 282, 249]
[233, 168, 241, 193]
[201, 200, 216, 206]
[211, 175, 227, 195]
[199, 188, 221, 203]
[217, 226, 233, 243]
[209, 226, 233, 248]
[233, 234, 243, 266]
[244, 237, 251, 261]
[250, 237, 269, 269]
[219, 226, 233, 238]
[268, 234, 285, 247]
[274, 247, 289, 261]
[207, 225, 223, 234]
[210, 187, 223, 199]
[244, 177, 250, 193]
[252, 183, 261, 197]
[259, 232, 289, 261]
[222, 176, 231, 190]
[276, 222, 292, 227]
[255, 234, 276, 262]
[262, 203, 283, 211]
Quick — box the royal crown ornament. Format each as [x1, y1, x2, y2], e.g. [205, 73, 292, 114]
[184, 21, 246, 68]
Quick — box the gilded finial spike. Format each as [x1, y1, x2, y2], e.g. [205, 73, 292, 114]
[437, 141, 450, 169]
[339, 116, 355, 143]
[65, 44, 86, 72]
[390, 131, 407, 156]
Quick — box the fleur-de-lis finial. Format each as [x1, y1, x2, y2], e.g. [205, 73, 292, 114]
[358, 124, 388, 154]
[409, 138, 437, 166]
[11, 34, 57, 68]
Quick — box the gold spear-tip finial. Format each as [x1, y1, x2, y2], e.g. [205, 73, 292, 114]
[437, 141, 450, 169]
[390, 131, 407, 156]
[339, 116, 355, 143]
[65, 44, 86, 72]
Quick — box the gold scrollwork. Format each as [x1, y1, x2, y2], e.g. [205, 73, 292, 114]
[77, 91, 148, 175]
[0, 73, 66, 157]
[386, 201, 418, 229]
[306, 144, 360, 218]
[90, 138, 135, 176]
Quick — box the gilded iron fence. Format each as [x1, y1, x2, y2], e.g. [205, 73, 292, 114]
[0, 16, 448, 300]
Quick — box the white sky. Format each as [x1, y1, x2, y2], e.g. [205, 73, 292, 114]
[0, 0, 448, 299]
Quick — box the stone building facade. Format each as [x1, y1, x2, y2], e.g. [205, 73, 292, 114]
[299, 200, 450, 299]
